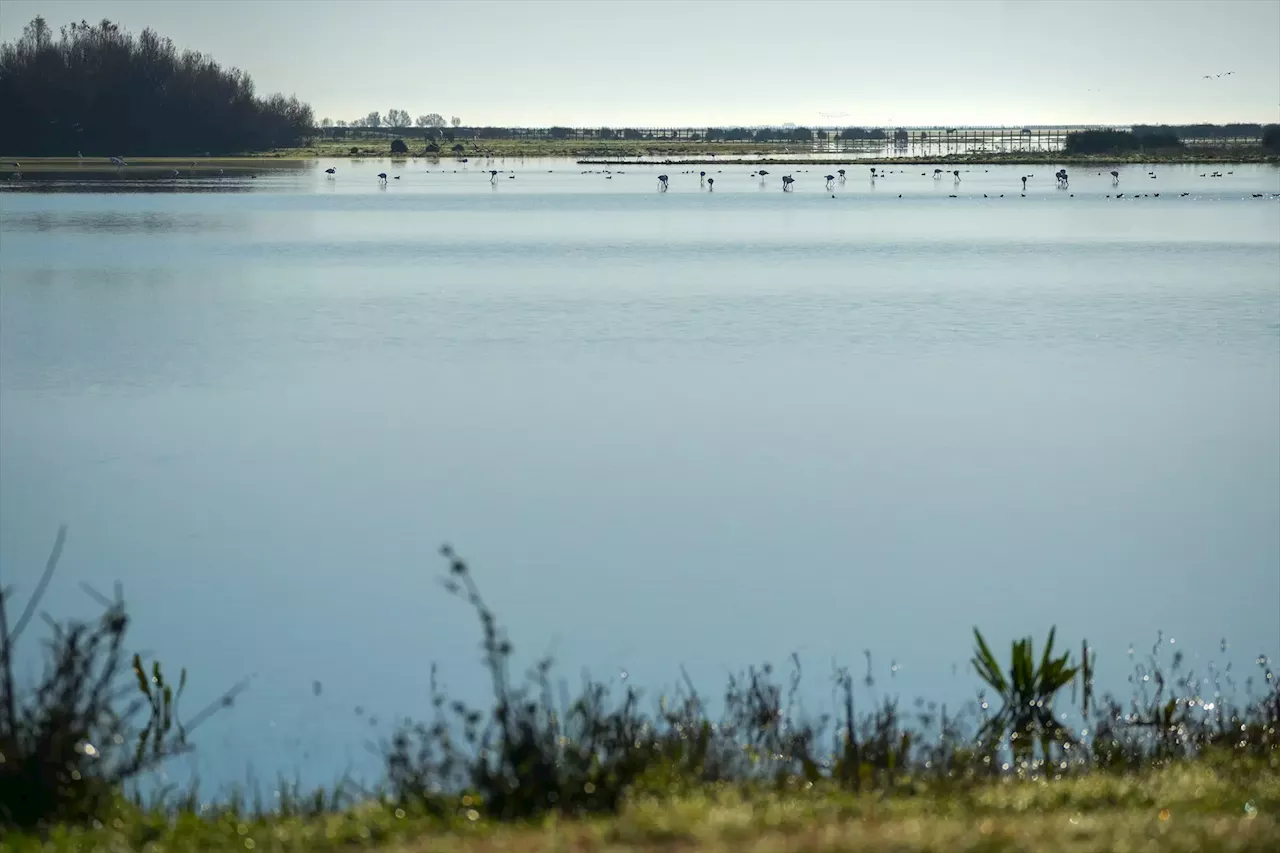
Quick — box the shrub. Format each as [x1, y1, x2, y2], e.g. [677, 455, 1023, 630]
[390, 138, 408, 154]
[1263, 124, 1280, 154]
[0, 527, 244, 831]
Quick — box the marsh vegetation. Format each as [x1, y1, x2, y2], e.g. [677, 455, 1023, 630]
[2, 530, 1276, 849]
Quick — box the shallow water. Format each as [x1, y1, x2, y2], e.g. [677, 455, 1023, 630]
[2, 160, 1278, 789]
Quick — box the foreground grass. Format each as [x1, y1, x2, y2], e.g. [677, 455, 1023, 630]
[4, 759, 1276, 852]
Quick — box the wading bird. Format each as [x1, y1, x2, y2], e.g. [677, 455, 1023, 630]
[757, 169, 769, 184]
[825, 174, 836, 189]
[838, 169, 846, 181]
[378, 172, 388, 183]
[657, 174, 669, 191]
[707, 178, 714, 190]
[1110, 170, 1120, 184]
[1021, 175, 1028, 190]
[953, 170, 961, 182]
[325, 167, 336, 176]
[490, 170, 499, 183]
[782, 175, 795, 191]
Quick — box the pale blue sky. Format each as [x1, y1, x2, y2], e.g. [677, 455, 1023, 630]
[3, 0, 1278, 126]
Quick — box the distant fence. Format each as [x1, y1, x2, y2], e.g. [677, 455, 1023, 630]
[311, 125, 1267, 153]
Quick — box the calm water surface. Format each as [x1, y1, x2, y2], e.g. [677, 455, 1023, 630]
[3, 160, 1279, 787]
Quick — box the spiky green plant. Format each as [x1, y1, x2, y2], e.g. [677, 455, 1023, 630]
[971, 626, 1079, 766]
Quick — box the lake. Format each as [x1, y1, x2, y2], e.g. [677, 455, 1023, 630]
[2, 160, 1278, 791]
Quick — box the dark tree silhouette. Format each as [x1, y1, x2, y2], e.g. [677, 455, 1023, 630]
[1063, 129, 1182, 155]
[390, 138, 408, 154]
[1263, 124, 1280, 154]
[0, 17, 314, 156]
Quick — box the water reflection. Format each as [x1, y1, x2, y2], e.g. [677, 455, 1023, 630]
[3, 210, 249, 234]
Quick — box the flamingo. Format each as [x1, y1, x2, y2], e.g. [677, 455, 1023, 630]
[109, 156, 126, 168]
[782, 175, 795, 191]
[378, 172, 388, 183]
[933, 168, 943, 179]
[953, 170, 961, 182]
[325, 167, 336, 176]
[657, 174, 669, 191]
[1110, 170, 1120, 184]
[869, 167, 876, 178]
[707, 178, 714, 190]
[700, 170, 706, 184]
[490, 170, 498, 183]
[825, 174, 836, 189]
[1021, 175, 1028, 190]
[838, 169, 846, 181]
[758, 169, 769, 184]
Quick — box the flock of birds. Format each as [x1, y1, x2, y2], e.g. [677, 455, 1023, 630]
[313, 162, 1278, 202]
[9, 159, 1278, 202]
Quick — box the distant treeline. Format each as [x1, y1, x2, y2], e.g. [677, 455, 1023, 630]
[1133, 123, 1268, 139]
[1064, 128, 1184, 154]
[1065, 124, 1280, 155]
[0, 17, 314, 156]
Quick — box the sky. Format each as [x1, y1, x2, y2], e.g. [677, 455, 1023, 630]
[3, 0, 1278, 127]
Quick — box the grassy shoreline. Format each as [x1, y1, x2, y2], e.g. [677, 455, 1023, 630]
[3, 760, 1276, 852]
[5, 143, 1276, 173]
[4, 537, 1278, 851]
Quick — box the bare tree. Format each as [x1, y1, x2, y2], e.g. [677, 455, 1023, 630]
[363, 111, 382, 128]
[334, 119, 347, 128]
[416, 113, 446, 129]
[320, 117, 333, 128]
[386, 109, 411, 128]
[450, 116, 462, 128]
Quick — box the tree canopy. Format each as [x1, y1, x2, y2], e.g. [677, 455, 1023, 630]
[0, 17, 314, 156]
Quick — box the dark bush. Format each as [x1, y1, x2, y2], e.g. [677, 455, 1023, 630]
[389, 138, 408, 154]
[1263, 124, 1280, 153]
[0, 528, 244, 831]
